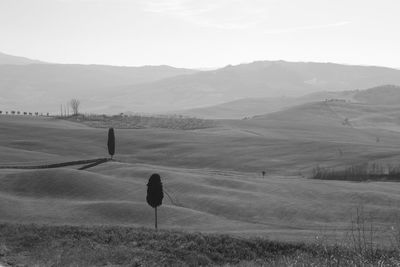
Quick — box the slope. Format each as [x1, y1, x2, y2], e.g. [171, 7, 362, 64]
[0, 51, 45, 65]
[1, 111, 400, 241]
[177, 90, 355, 119]
[353, 84, 400, 105]
[0, 163, 399, 241]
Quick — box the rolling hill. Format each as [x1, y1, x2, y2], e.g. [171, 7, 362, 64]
[1, 110, 400, 241]
[177, 90, 355, 119]
[178, 84, 400, 119]
[353, 84, 400, 105]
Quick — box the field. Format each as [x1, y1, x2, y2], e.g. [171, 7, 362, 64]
[1, 100, 400, 265]
[62, 114, 216, 130]
[1, 223, 399, 266]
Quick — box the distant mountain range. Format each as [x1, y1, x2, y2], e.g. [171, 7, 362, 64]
[1, 52, 400, 115]
[0, 52, 197, 113]
[111, 61, 400, 114]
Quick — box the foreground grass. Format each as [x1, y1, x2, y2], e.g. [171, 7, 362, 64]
[0, 224, 399, 266]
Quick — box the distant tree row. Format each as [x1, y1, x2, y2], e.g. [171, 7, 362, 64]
[0, 110, 49, 116]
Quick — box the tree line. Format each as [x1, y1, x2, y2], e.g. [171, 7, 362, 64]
[0, 98, 80, 117]
[0, 110, 49, 116]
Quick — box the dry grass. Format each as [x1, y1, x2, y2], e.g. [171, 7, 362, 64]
[1, 110, 400, 265]
[1, 223, 400, 267]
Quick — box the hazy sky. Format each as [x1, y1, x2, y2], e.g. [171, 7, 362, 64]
[0, 0, 399, 68]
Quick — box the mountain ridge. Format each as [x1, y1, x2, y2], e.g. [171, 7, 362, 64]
[112, 60, 400, 112]
[1, 51, 400, 114]
[0, 51, 46, 65]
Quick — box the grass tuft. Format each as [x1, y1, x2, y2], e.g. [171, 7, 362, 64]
[0, 223, 399, 266]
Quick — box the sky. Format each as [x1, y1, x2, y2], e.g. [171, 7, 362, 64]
[0, 0, 399, 68]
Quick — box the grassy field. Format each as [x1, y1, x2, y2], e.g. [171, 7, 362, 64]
[1, 223, 399, 266]
[1, 101, 400, 265]
[62, 114, 216, 130]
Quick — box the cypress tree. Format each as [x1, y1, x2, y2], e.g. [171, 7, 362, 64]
[146, 173, 164, 230]
[107, 128, 115, 159]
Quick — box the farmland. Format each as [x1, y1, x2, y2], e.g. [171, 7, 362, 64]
[1, 99, 400, 265]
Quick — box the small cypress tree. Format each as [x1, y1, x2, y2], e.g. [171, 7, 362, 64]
[107, 128, 115, 159]
[146, 173, 164, 230]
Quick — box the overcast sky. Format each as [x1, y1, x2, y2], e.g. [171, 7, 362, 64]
[0, 0, 399, 68]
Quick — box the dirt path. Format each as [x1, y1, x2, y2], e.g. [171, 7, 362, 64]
[0, 158, 111, 170]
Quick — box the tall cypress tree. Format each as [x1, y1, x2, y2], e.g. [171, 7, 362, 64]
[146, 173, 164, 230]
[107, 128, 115, 159]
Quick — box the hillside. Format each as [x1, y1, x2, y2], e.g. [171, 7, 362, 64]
[1, 163, 399, 239]
[177, 91, 355, 119]
[178, 85, 400, 119]
[0, 114, 400, 242]
[176, 97, 302, 119]
[250, 99, 400, 132]
[0, 51, 45, 65]
[353, 84, 400, 105]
